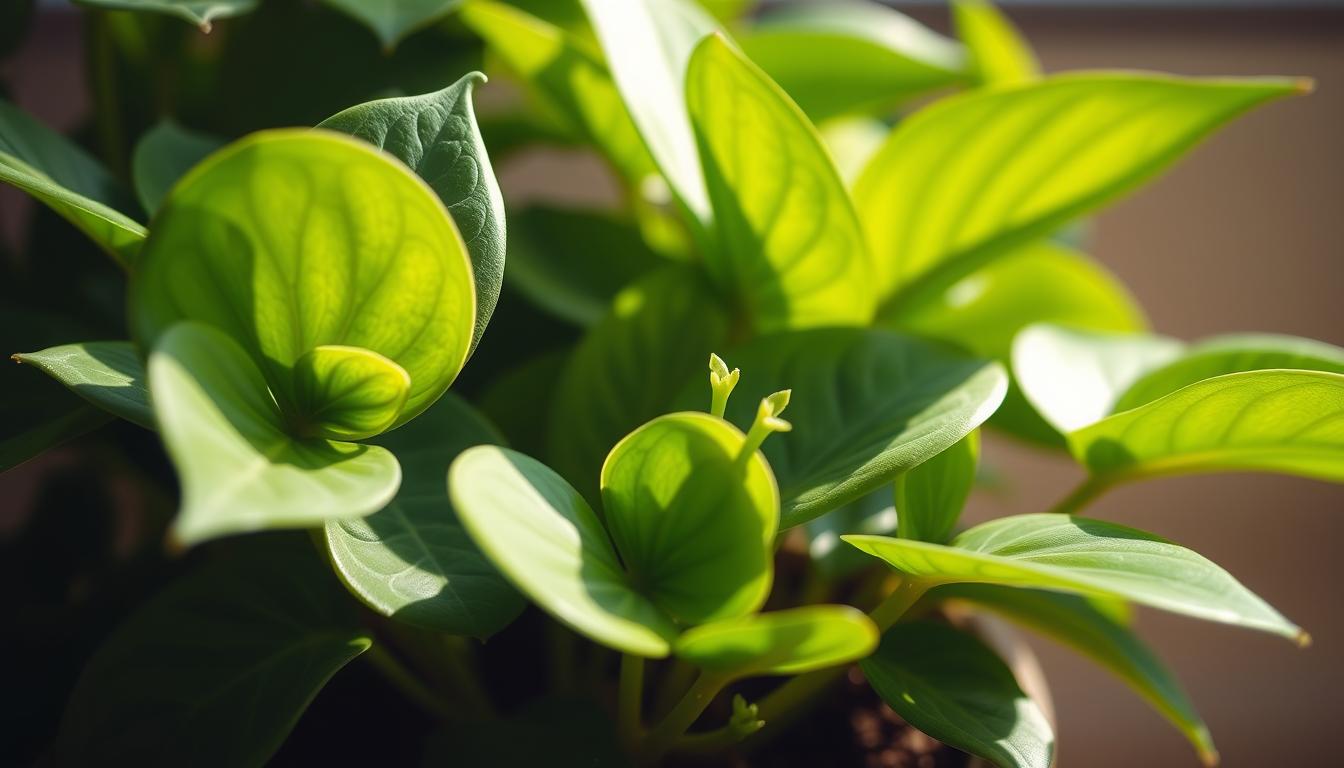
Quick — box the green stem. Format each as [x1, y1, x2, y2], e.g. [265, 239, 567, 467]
[637, 672, 728, 765]
[1046, 475, 1113, 516]
[364, 645, 457, 723]
[652, 657, 697, 719]
[675, 723, 747, 754]
[618, 654, 645, 748]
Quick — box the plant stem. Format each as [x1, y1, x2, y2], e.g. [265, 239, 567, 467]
[652, 657, 697, 719]
[1045, 476, 1113, 516]
[618, 654, 645, 748]
[364, 644, 457, 723]
[637, 672, 727, 765]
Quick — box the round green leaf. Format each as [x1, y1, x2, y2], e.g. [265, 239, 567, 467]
[675, 605, 879, 678]
[292, 345, 411, 441]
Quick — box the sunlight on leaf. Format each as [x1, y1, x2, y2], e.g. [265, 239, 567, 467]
[13, 341, 153, 429]
[675, 605, 878, 678]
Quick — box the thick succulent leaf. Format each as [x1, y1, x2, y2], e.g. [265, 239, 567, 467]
[56, 536, 371, 767]
[425, 697, 628, 768]
[675, 605, 879, 678]
[855, 73, 1303, 310]
[325, 393, 524, 638]
[952, 0, 1039, 87]
[691, 328, 1006, 529]
[1070, 370, 1344, 485]
[0, 99, 145, 268]
[741, 1, 966, 122]
[895, 431, 978, 544]
[130, 129, 475, 429]
[806, 488, 897, 579]
[1013, 324, 1184, 434]
[13, 341, 153, 429]
[862, 621, 1053, 768]
[940, 584, 1216, 764]
[323, 0, 462, 49]
[72, 0, 257, 29]
[150, 322, 401, 546]
[549, 266, 730, 497]
[449, 445, 678, 657]
[291, 345, 410, 441]
[687, 35, 875, 332]
[845, 513, 1303, 641]
[580, 0, 715, 223]
[601, 412, 777, 624]
[319, 72, 505, 355]
[131, 120, 224, 214]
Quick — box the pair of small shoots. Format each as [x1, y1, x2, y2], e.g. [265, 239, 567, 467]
[708, 353, 791, 461]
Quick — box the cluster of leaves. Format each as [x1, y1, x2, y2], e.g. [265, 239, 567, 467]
[2, 1, 1340, 766]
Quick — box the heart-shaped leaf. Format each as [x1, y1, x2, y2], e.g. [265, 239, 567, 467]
[325, 393, 525, 638]
[741, 1, 966, 122]
[56, 535, 371, 767]
[13, 341, 153, 428]
[601, 412, 778, 624]
[131, 120, 224, 214]
[895, 431, 978, 544]
[130, 129, 475, 430]
[73, 0, 257, 30]
[291, 345, 411, 441]
[952, 0, 1038, 86]
[450, 445, 678, 657]
[1070, 370, 1344, 485]
[150, 322, 401, 546]
[846, 513, 1302, 641]
[319, 72, 506, 355]
[687, 34, 876, 332]
[323, 0, 462, 49]
[855, 74, 1303, 311]
[675, 605, 879, 678]
[861, 621, 1054, 768]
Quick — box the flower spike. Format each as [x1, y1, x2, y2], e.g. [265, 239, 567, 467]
[739, 389, 792, 462]
[708, 352, 740, 418]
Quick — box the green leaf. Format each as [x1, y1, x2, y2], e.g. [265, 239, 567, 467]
[805, 488, 897, 579]
[323, 0, 462, 49]
[691, 328, 1006, 529]
[580, 0, 716, 223]
[819, 116, 889, 188]
[325, 393, 524, 637]
[740, 1, 966, 122]
[72, 0, 257, 30]
[12, 341, 153, 429]
[130, 129, 475, 430]
[939, 584, 1216, 764]
[855, 73, 1304, 313]
[131, 120, 224, 214]
[687, 34, 876, 332]
[319, 72, 505, 355]
[861, 621, 1054, 768]
[57, 535, 372, 767]
[1070, 369, 1344, 485]
[952, 0, 1039, 87]
[895, 431, 978, 544]
[150, 322, 401, 546]
[0, 98, 145, 269]
[675, 605, 879, 677]
[450, 445, 678, 657]
[601, 412, 778, 624]
[291, 345, 410, 441]
[845, 513, 1303, 641]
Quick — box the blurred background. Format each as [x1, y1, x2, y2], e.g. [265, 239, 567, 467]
[2, 1, 1341, 766]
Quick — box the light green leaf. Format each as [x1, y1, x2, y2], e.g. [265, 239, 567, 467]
[687, 34, 876, 332]
[325, 393, 525, 638]
[862, 621, 1053, 768]
[692, 328, 1006, 529]
[741, 1, 966, 122]
[72, 0, 257, 30]
[131, 120, 224, 214]
[580, 0, 716, 223]
[806, 488, 897, 579]
[0, 98, 145, 269]
[939, 584, 1216, 764]
[13, 341, 153, 429]
[319, 72, 506, 355]
[1070, 370, 1344, 485]
[895, 431, 978, 544]
[856, 73, 1303, 312]
[150, 322, 401, 546]
[846, 513, 1303, 641]
[56, 536, 371, 767]
[952, 0, 1039, 87]
[323, 0, 462, 49]
[130, 129, 475, 430]
[291, 345, 410, 441]
[449, 445, 678, 657]
[675, 605, 879, 677]
[601, 412, 778, 624]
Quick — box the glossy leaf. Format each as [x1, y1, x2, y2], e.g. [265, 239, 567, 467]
[72, 0, 257, 30]
[131, 120, 224, 214]
[291, 345, 410, 441]
[324, 0, 462, 49]
[855, 73, 1303, 310]
[57, 536, 371, 767]
[741, 1, 966, 122]
[150, 322, 401, 546]
[846, 513, 1303, 641]
[1070, 370, 1344, 485]
[952, 0, 1039, 87]
[895, 431, 978, 544]
[450, 445, 678, 657]
[675, 605, 879, 677]
[13, 341, 153, 429]
[601, 412, 778, 624]
[325, 393, 524, 638]
[130, 129, 475, 429]
[319, 72, 505, 354]
[687, 35, 876, 332]
[862, 621, 1054, 768]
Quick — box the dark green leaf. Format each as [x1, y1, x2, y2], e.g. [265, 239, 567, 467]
[13, 341, 153, 428]
[323, 0, 463, 49]
[131, 120, 224, 214]
[73, 0, 257, 30]
[895, 431, 978, 544]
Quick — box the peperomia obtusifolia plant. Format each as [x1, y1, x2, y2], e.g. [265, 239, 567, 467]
[2, 0, 1341, 766]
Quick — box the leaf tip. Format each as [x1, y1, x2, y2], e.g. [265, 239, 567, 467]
[1293, 77, 1316, 95]
[1198, 744, 1221, 767]
[1295, 628, 1313, 649]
